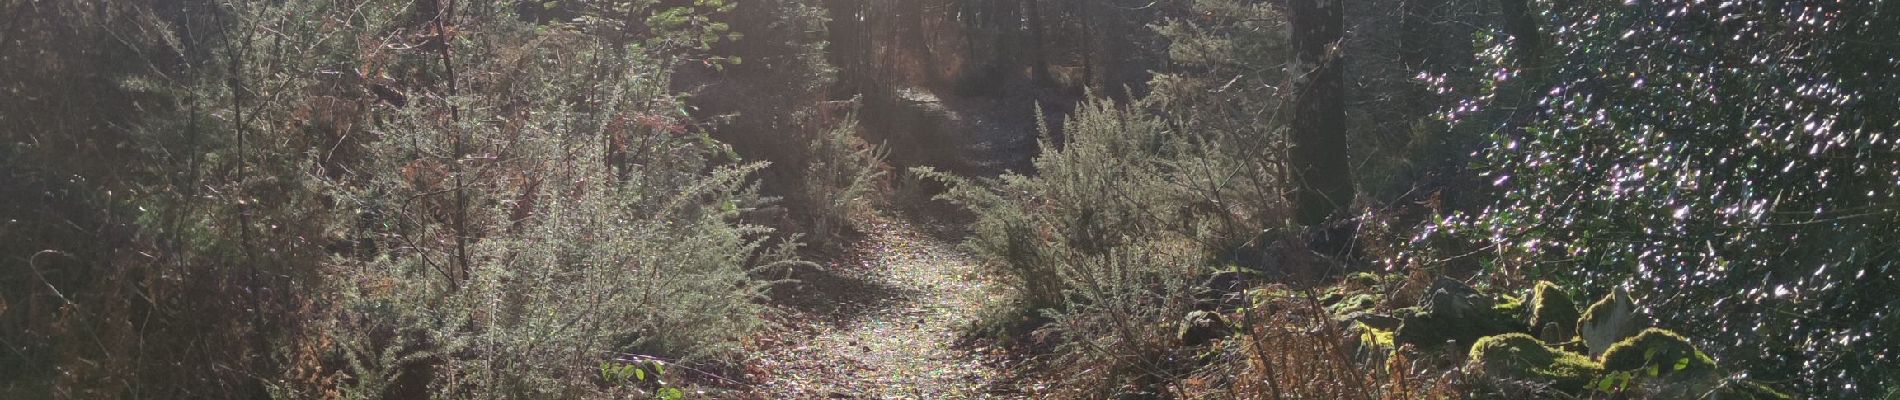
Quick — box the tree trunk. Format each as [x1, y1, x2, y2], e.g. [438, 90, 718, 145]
[1074, 0, 1095, 88]
[1287, 0, 1355, 252]
[1498, 0, 1542, 69]
[826, 0, 871, 96]
[1024, 0, 1051, 86]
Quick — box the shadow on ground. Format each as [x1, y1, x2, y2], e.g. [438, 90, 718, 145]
[762, 251, 920, 330]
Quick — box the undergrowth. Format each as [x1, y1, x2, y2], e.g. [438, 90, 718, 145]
[1, 1, 803, 398]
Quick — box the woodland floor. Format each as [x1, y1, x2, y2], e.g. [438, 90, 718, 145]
[744, 211, 1026, 399]
[735, 81, 1052, 398]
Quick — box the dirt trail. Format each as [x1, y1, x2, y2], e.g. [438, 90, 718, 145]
[747, 213, 1015, 399]
[860, 86, 1069, 177]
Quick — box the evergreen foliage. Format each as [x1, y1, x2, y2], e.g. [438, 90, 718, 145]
[1, 1, 800, 397]
[1436, 0, 1900, 394]
[921, 95, 1232, 394]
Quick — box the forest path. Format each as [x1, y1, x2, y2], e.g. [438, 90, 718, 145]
[746, 211, 1016, 399]
[860, 85, 1070, 177]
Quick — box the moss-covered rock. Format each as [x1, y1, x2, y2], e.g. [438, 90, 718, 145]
[1578, 285, 1644, 356]
[1393, 278, 1524, 349]
[1600, 328, 1716, 376]
[1327, 293, 1380, 315]
[1528, 281, 1580, 343]
[1493, 293, 1526, 318]
[1346, 271, 1385, 288]
[1339, 310, 1401, 331]
[1467, 333, 1603, 393]
[1349, 321, 1398, 362]
[1584, 328, 1794, 399]
[1360, 324, 1396, 350]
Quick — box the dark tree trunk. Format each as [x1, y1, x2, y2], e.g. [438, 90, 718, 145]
[1073, 0, 1095, 88]
[826, 0, 871, 96]
[1498, 0, 1542, 69]
[898, 0, 937, 84]
[1024, 0, 1051, 86]
[1287, 0, 1355, 253]
[1399, 0, 1444, 115]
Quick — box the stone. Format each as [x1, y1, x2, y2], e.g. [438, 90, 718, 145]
[1392, 278, 1525, 349]
[1195, 268, 1257, 311]
[1528, 281, 1580, 343]
[1326, 293, 1380, 315]
[1466, 333, 1603, 394]
[1177, 310, 1232, 346]
[1599, 328, 1716, 377]
[1346, 271, 1385, 288]
[1594, 328, 1741, 397]
[1348, 321, 1398, 362]
[1338, 311, 1401, 331]
[1578, 286, 1645, 356]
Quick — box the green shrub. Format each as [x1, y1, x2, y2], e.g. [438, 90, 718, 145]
[921, 90, 1296, 395]
[0, 1, 794, 398]
[796, 108, 888, 244]
[1435, 0, 1900, 393]
[304, 3, 793, 397]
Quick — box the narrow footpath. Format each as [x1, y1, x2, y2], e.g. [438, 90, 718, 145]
[746, 213, 1016, 399]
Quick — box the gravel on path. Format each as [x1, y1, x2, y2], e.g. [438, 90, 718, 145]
[746, 214, 1016, 399]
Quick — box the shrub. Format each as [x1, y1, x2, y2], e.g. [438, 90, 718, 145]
[922, 89, 1303, 395]
[0, 1, 794, 398]
[1434, 0, 1900, 394]
[795, 108, 889, 244]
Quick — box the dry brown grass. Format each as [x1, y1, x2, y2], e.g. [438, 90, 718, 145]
[1192, 290, 1465, 400]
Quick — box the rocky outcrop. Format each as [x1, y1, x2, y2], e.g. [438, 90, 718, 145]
[1600, 328, 1716, 376]
[1392, 278, 1524, 349]
[1578, 286, 1644, 356]
[1528, 281, 1580, 343]
[1319, 275, 1787, 398]
[1593, 328, 1792, 399]
[1466, 333, 1603, 393]
[1327, 293, 1380, 315]
[1465, 325, 1790, 398]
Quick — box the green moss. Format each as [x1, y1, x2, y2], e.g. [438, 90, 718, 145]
[1350, 322, 1399, 363]
[1528, 281, 1580, 341]
[1394, 291, 1526, 350]
[1360, 323, 1396, 349]
[1600, 328, 1716, 377]
[1493, 293, 1526, 317]
[1578, 286, 1642, 356]
[1317, 284, 1349, 306]
[1577, 290, 1618, 330]
[1346, 272, 1384, 288]
[1467, 333, 1604, 393]
[1328, 293, 1380, 315]
[1391, 306, 1425, 320]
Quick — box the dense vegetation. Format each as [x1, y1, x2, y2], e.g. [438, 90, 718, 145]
[3, 0, 1894, 398]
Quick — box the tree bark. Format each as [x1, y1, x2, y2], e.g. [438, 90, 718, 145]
[826, 0, 871, 95]
[1287, 0, 1355, 251]
[1074, 0, 1095, 88]
[1498, 0, 1542, 69]
[1024, 0, 1051, 86]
